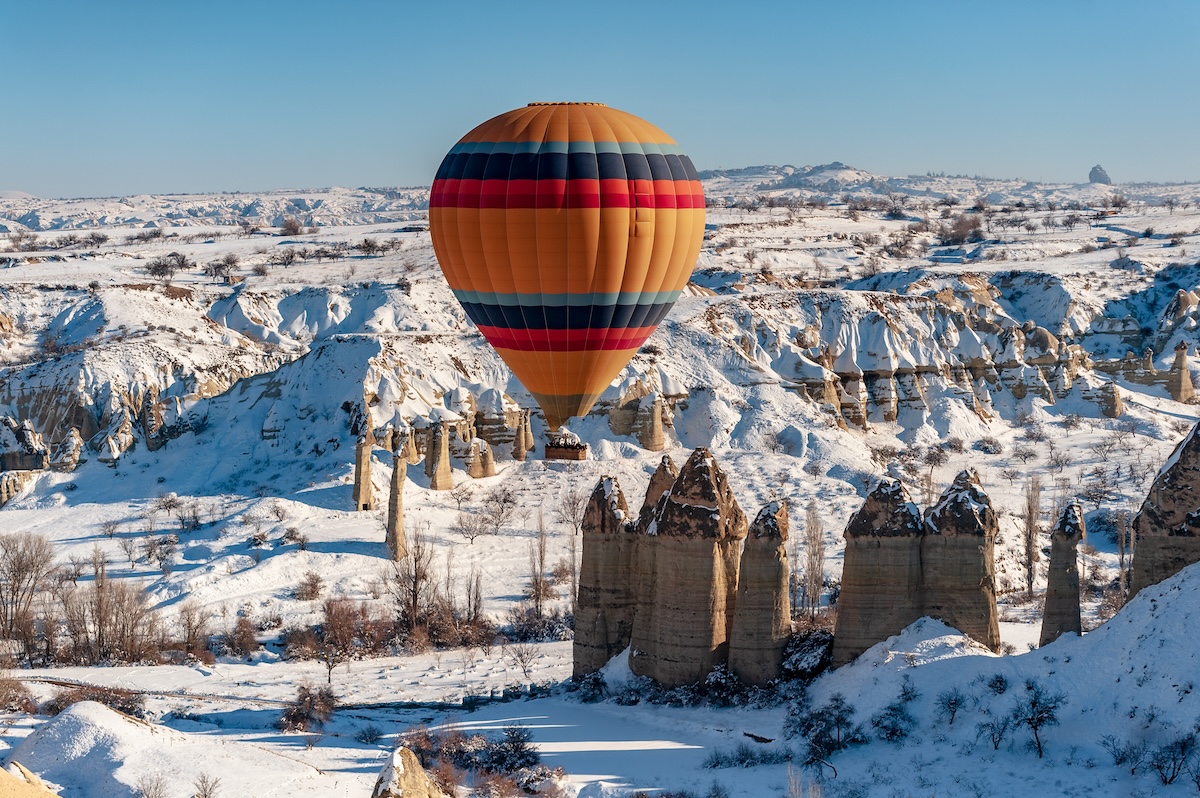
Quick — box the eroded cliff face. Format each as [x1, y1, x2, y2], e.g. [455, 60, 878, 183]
[832, 479, 925, 666]
[1040, 504, 1084, 647]
[1131, 422, 1200, 595]
[630, 448, 748, 688]
[727, 501, 791, 686]
[573, 477, 636, 678]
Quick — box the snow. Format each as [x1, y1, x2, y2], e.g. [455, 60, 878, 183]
[3, 170, 1200, 794]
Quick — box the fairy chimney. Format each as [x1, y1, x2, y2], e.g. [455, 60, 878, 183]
[511, 411, 528, 462]
[1039, 504, 1083, 646]
[920, 470, 1000, 652]
[727, 502, 791, 686]
[640, 454, 679, 522]
[426, 420, 454, 491]
[352, 425, 376, 511]
[1167, 342, 1195, 403]
[832, 478, 925, 666]
[1130, 422, 1200, 596]
[385, 447, 406, 562]
[573, 477, 637, 677]
[629, 448, 748, 687]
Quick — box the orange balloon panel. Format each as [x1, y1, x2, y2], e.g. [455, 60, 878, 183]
[430, 102, 705, 430]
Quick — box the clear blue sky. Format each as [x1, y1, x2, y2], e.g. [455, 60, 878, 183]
[4, 0, 1198, 198]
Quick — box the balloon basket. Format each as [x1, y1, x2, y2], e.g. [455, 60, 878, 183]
[545, 444, 588, 461]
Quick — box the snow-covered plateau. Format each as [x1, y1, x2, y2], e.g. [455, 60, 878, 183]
[2, 168, 1200, 796]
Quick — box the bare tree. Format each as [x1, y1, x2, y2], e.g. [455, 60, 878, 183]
[177, 599, 210, 657]
[0, 532, 57, 638]
[1022, 476, 1043, 600]
[527, 513, 553, 619]
[481, 486, 517, 535]
[319, 598, 357, 684]
[388, 526, 434, 631]
[453, 511, 490, 544]
[506, 640, 538, 680]
[194, 773, 222, 798]
[803, 499, 825, 616]
[554, 484, 589, 535]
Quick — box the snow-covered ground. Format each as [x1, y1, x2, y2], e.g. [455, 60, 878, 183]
[2, 169, 1200, 795]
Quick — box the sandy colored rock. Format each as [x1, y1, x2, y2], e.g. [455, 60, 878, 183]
[630, 447, 748, 687]
[425, 420, 453, 491]
[640, 454, 679, 521]
[1102, 382, 1124, 418]
[1040, 503, 1083, 647]
[511, 411, 528, 462]
[0, 761, 59, 798]
[573, 476, 636, 677]
[727, 501, 791, 686]
[832, 478, 925, 666]
[0, 472, 34, 507]
[371, 746, 451, 798]
[920, 469, 1000, 652]
[1131, 422, 1200, 595]
[386, 450, 406, 562]
[0, 417, 49, 472]
[638, 393, 667, 451]
[1167, 341, 1195, 403]
[352, 424, 376, 511]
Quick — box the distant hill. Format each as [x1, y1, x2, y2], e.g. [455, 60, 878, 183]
[0, 190, 36, 199]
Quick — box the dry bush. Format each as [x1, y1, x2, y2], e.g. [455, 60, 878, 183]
[279, 682, 338, 731]
[296, 571, 324, 601]
[0, 674, 35, 713]
[45, 684, 144, 717]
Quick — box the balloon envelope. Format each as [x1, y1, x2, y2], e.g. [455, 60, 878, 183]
[429, 102, 705, 430]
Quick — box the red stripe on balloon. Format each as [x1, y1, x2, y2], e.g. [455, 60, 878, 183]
[430, 179, 704, 210]
[477, 324, 656, 351]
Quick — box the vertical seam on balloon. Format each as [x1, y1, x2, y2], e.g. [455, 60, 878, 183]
[511, 108, 548, 410]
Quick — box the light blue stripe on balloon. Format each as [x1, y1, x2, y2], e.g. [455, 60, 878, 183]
[452, 288, 683, 307]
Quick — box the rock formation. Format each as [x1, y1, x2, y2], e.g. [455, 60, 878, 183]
[522, 408, 535, 452]
[352, 424, 376, 511]
[1130, 422, 1200, 596]
[0, 761, 59, 798]
[93, 409, 135, 465]
[640, 455, 679, 520]
[1089, 164, 1112, 185]
[425, 419, 453, 491]
[629, 448, 748, 687]
[832, 479, 925, 666]
[727, 501, 791, 686]
[920, 470, 1001, 653]
[49, 428, 84, 472]
[371, 746, 451, 798]
[466, 438, 495, 478]
[1167, 342, 1195, 403]
[573, 477, 637, 677]
[1040, 504, 1084, 647]
[0, 471, 33, 507]
[1102, 382, 1124, 418]
[607, 380, 671, 450]
[386, 447, 406, 562]
[0, 417, 49, 471]
[511, 410, 528, 462]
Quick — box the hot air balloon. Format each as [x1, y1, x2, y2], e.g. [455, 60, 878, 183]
[429, 102, 705, 431]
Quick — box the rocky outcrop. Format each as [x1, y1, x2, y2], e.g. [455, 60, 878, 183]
[640, 455, 679, 520]
[353, 424, 376, 511]
[49, 428, 84, 472]
[371, 746, 451, 798]
[386, 448, 406, 562]
[466, 438, 495, 479]
[474, 388, 521, 449]
[0, 761, 59, 798]
[0, 417, 49, 472]
[574, 477, 636, 677]
[1167, 342, 1195, 403]
[727, 502, 791, 686]
[1131, 422, 1200, 596]
[920, 470, 1000, 652]
[607, 380, 670, 450]
[92, 409, 135, 465]
[1089, 164, 1112, 185]
[0, 470, 34, 507]
[832, 479, 925, 666]
[1040, 504, 1084, 646]
[630, 448, 748, 687]
[425, 419, 453, 491]
[511, 410, 529, 462]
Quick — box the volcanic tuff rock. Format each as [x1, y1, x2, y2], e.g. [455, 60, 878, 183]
[386, 447, 406, 562]
[371, 746, 451, 798]
[1131, 422, 1200, 595]
[573, 476, 636, 677]
[425, 419, 453, 491]
[640, 454, 679, 521]
[630, 448, 748, 687]
[727, 501, 791, 686]
[353, 423, 376, 511]
[0, 416, 48, 471]
[920, 470, 1000, 652]
[1040, 504, 1084, 646]
[832, 479, 926, 666]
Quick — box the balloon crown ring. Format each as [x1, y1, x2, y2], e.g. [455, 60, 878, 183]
[526, 102, 606, 106]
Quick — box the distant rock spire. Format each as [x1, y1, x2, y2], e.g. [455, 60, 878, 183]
[1040, 504, 1083, 646]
